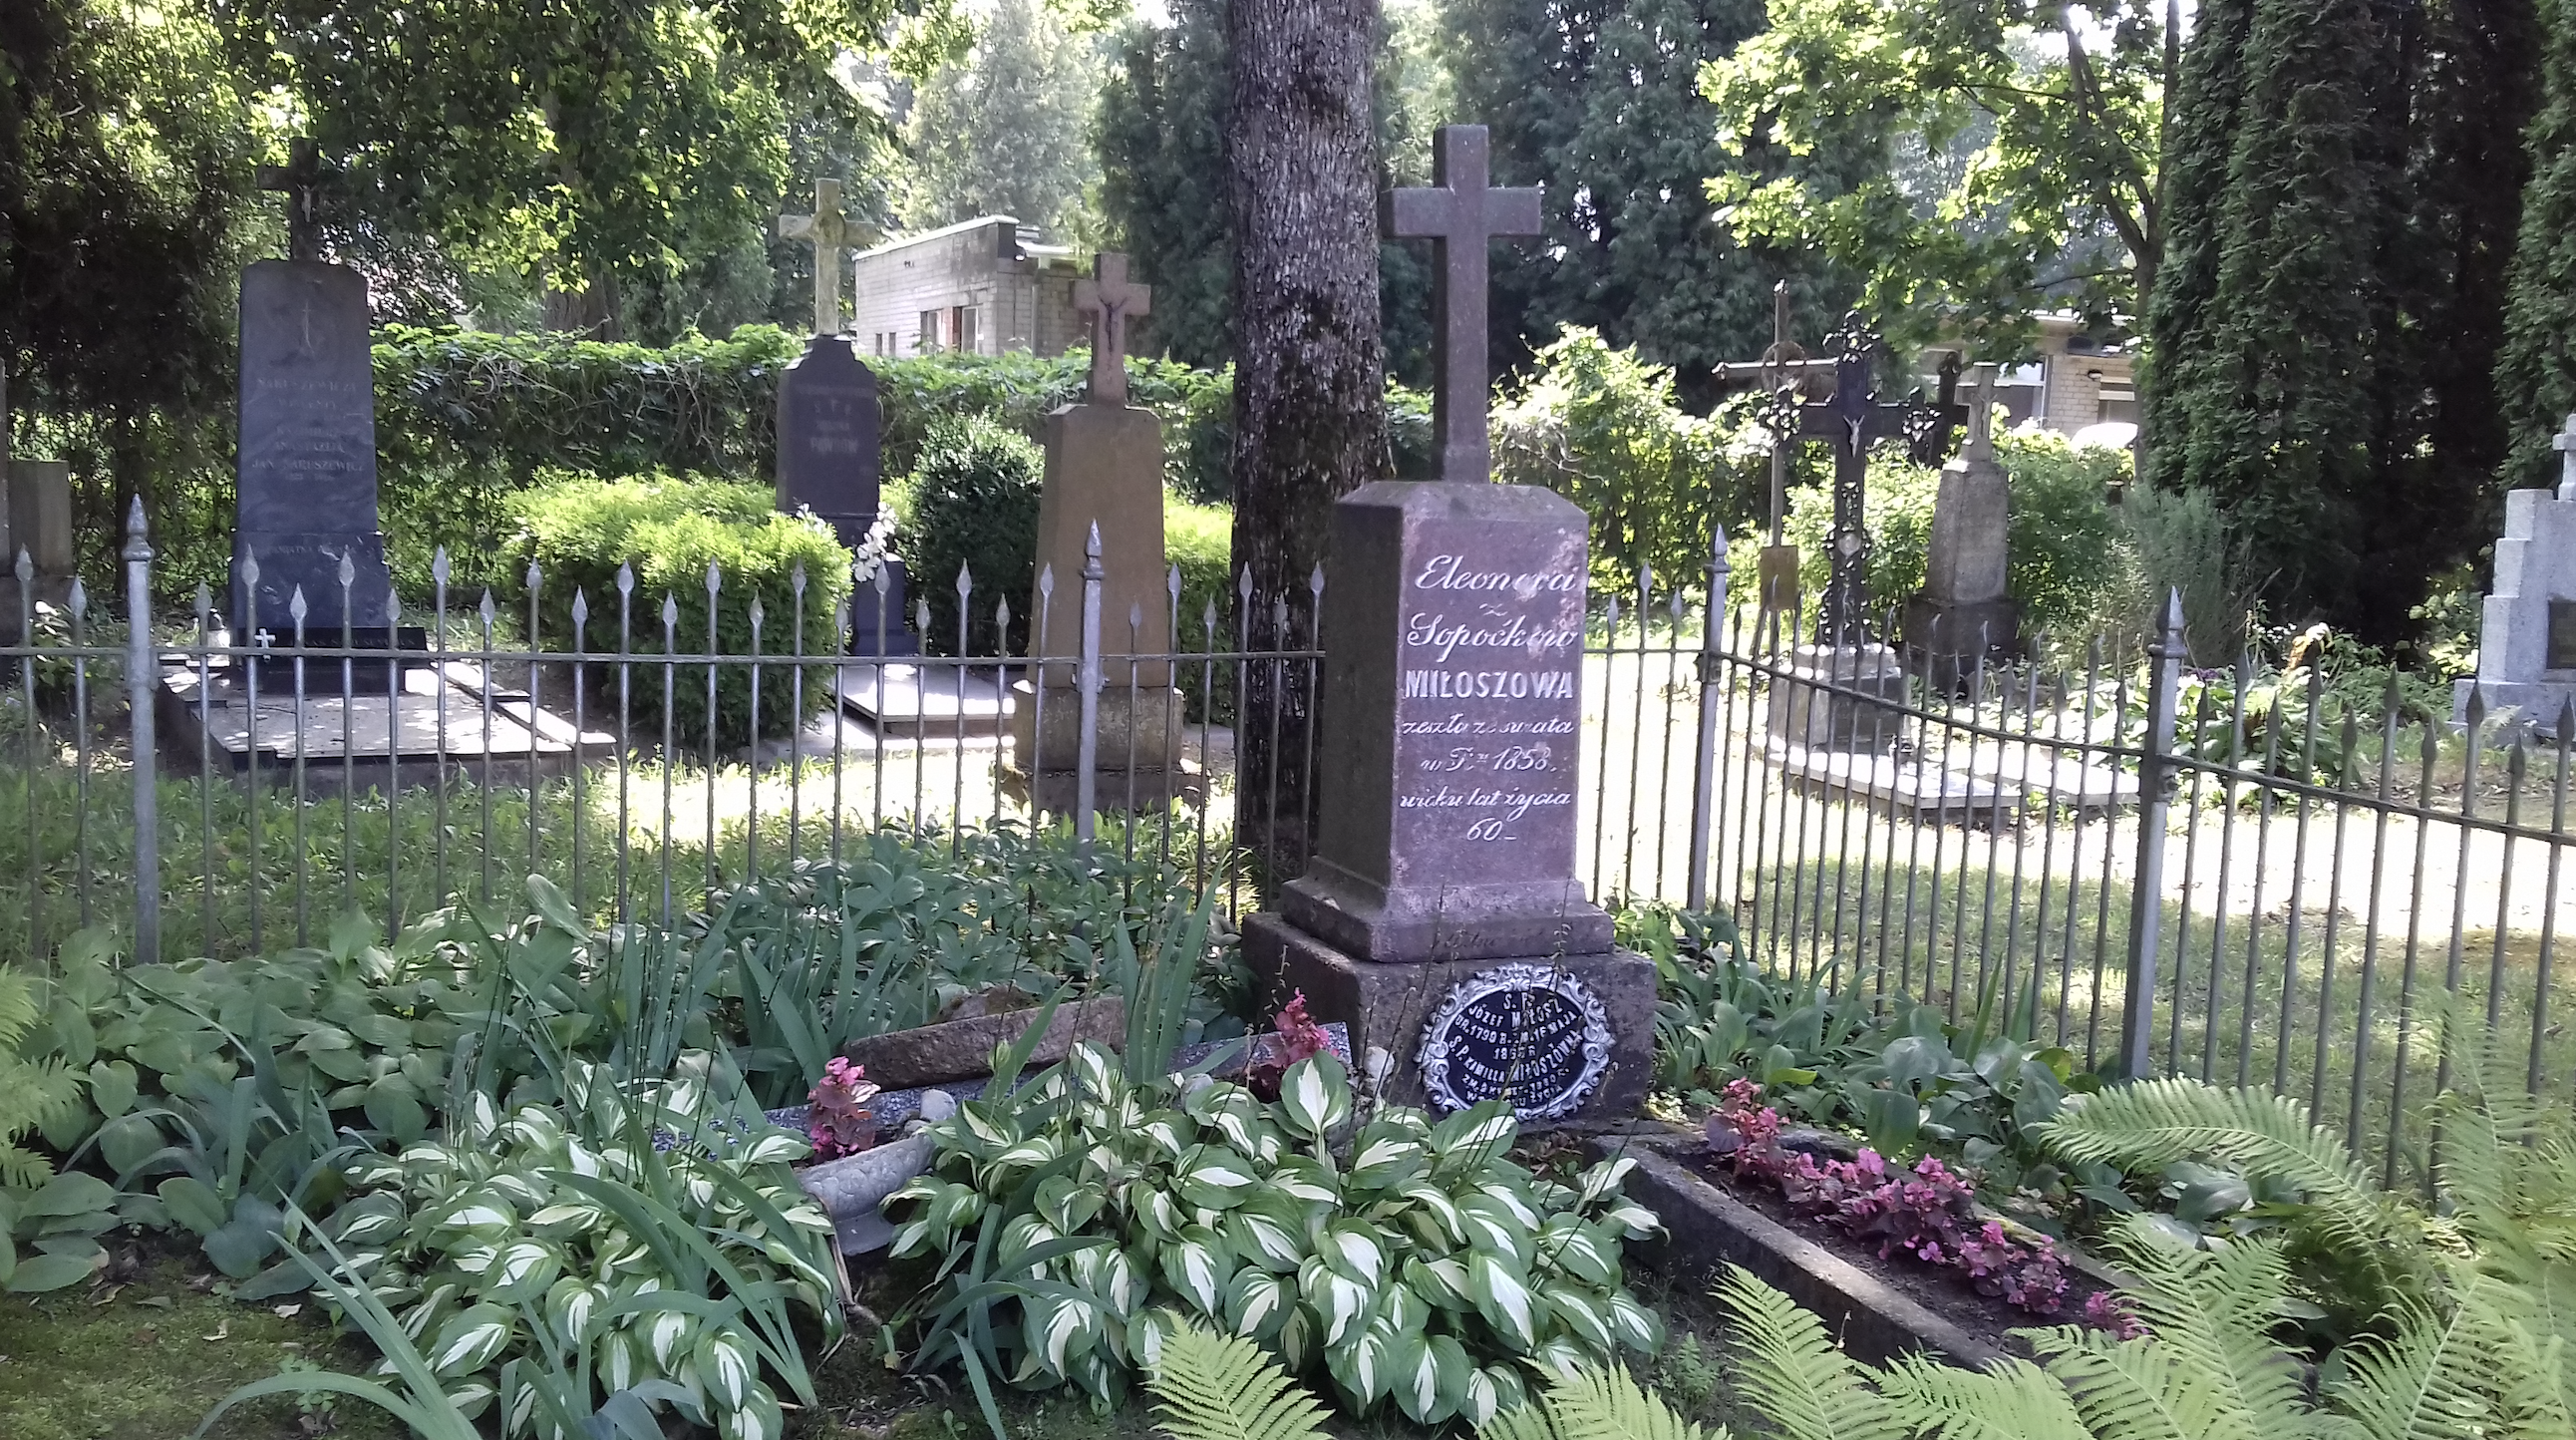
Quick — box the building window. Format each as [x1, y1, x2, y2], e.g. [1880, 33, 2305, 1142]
[918, 310, 941, 353]
[954, 305, 978, 355]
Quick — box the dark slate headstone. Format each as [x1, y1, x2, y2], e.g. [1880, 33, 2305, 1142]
[777, 335, 916, 656]
[1417, 963, 1614, 1119]
[2552, 598, 2576, 672]
[1281, 481, 1613, 962]
[230, 259, 392, 636]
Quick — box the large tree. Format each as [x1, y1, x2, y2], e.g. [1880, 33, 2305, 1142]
[899, 0, 1103, 239]
[1701, 0, 2170, 355]
[228, 0, 949, 339]
[2150, 0, 2536, 638]
[1438, 0, 1861, 390]
[1227, 0, 1387, 875]
[1096, 0, 1433, 381]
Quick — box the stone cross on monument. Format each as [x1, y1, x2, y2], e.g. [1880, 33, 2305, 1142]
[1383, 126, 1543, 483]
[778, 179, 856, 336]
[1073, 253, 1151, 406]
[255, 138, 330, 263]
[1797, 313, 1915, 647]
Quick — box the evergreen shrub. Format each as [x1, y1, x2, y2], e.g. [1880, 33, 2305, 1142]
[501, 476, 851, 748]
[905, 417, 1045, 656]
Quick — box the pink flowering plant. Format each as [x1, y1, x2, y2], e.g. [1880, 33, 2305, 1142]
[1707, 1080, 2105, 1318]
[806, 1056, 882, 1160]
[1245, 990, 1333, 1102]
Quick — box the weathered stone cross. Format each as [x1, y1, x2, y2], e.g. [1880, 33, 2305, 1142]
[256, 138, 329, 263]
[778, 178, 856, 337]
[2553, 414, 2576, 502]
[1074, 252, 1151, 405]
[1797, 313, 1916, 648]
[1383, 126, 1542, 483]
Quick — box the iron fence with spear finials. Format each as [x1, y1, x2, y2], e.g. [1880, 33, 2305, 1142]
[5, 503, 2572, 1190]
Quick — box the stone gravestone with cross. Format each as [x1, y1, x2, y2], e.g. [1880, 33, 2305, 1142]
[1244, 125, 1655, 1124]
[775, 178, 918, 658]
[1901, 363, 2018, 683]
[1006, 252, 1199, 810]
[230, 138, 404, 665]
[2455, 413, 2576, 733]
[1764, 312, 1913, 750]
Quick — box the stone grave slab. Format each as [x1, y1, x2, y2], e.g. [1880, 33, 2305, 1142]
[837, 661, 1014, 736]
[159, 656, 608, 788]
[1769, 740, 2018, 824]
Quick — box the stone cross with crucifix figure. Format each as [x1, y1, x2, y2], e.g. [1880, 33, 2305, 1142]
[779, 178, 863, 337]
[256, 138, 331, 264]
[1383, 126, 1543, 483]
[1246, 121, 1655, 1128]
[1074, 253, 1151, 406]
[1903, 362, 2019, 682]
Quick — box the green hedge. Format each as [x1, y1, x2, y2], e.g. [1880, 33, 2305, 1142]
[906, 416, 1046, 656]
[500, 476, 853, 748]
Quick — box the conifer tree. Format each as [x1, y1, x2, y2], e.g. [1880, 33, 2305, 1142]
[2497, 0, 2576, 494]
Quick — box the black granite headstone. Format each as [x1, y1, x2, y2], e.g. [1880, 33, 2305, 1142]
[230, 259, 393, 638]
[778, 335, 916, 656]
[2551, 599, 2576, 672]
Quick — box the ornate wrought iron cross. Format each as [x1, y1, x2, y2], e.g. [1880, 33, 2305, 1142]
[1795, 313, 1915, 648]
[1074, 252, 1151, 405]
[1383, 126, 1543, 482]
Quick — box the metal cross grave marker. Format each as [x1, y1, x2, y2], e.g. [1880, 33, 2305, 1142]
[1383, 125, 1542, 483]
[1074, 252, 1151, 405]
[779, 178, 857, 337]
[1796, 312, 1914, 648]
[256, 138, 330, 263]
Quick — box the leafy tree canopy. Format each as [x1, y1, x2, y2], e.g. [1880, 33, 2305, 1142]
[1702, 0, 2169, 355]
[899, 0, 1105, 242]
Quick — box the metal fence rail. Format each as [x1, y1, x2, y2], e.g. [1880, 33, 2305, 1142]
[0, 504, 1320, 968]
[1581, 533, 2574, 1185]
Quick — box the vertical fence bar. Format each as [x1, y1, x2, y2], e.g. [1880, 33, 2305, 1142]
[1076, 524, 1104, 852]
[1687, 530, 1728, 911]
[2119, 589, 2184, 1079]
[124, 501, 159, 962]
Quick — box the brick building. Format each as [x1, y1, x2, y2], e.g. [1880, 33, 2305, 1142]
[848, 216, 1096, 359]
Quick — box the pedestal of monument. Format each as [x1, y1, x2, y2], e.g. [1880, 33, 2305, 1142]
[2456, 480, 2576, 734]
[1769, 642, 1907, 751]
[1004, 402, 1197, 810]
[1247, 480, 1652, 1125]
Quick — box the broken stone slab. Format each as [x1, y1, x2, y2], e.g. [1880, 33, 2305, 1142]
[840, 995, 1128, 1089]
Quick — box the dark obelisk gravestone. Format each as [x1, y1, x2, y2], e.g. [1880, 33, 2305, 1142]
[778, 178, 916, 656]
[1244, 125, 1654, 1125]
[230, 140, 395, 648]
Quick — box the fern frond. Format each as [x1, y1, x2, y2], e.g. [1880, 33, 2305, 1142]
[1484, 1398, 1562, 1440]
[2037, 1080, 2390, 1253]
[1144, 1327, 1333, 1440]
[2322, 1299, 2499, 1440]
[1710, 1266, 1906, 1440]
[0, 1144, 57, 1190]
[0, 969, 43, 1049]
[1529, 1363, 1724, 1440]
[2034, 1330, 2249, 1440]
[1876, 1353, 2093, 1440]
[2454, 1263, 2576, 1440]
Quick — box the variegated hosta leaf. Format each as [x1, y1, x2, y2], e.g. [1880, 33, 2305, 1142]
[486, 1239, 561, 1297]
[1598, 1197, 1662, 1240]
[1000, 1212, 1063, 1271]
[1276, 1053, 1353, 1140]
[428, 1302, 515, 1377]
[1037, 1174, 1106, 1235]
[987, 1134, 1061, 1180]
[1325, 1320, 1397, 1406]
[1468, 1362, 1527, 1424]
[543, 1275, 605, 1348]
[329, 1194, 409, 1246]
[1378, 1278, 1427, 1337]
[1406, 1255, 1473, 1310]
[1137, 1109, 1196, 1161]
[484, 1171, 549, 1211]
[444, 1378, 497, 1421]
[1069, 1040, 1121, 1101]
[1474, 1180, 1542, 1230]
[1299, 1255, 1376, 1346]
[1224, 1266, 1295, 1341]
[1388, 1328, 1450, 1425]
[1275, 1300, 1315, 1371]
[1023, 1290, 1102, 1374]
[740, 1130, 809, 1167]
[1346, 1120, 1430, 1192]
[644, 1306, 698, 1371]
[1468, 1251, 1539, 1350]
[1174, 1145, 1260, 1212]
[1532, 1333, 1592, 1380]
[596, 1326, 640, 1393]
[1131, 1182, 1185, 1244]
[696, 1324, 759, 1411]
[1430, 1101, 1517, 1162]
[716, 1382, 784, 1440]
[1536, 1216, 1618, 1287]
[1222, 1192, 1307, 1272]
[1267, 1155, 1340, 1206]
[1161, 1227, 1232, 1316]
[1543, 1284, 1616, 1354]
[1607, 1289, 1665, 1353]
[524, 1201, 604, 1235]
[1128, 1305, 1184, 1369]
[449, 1244, 501, 1276]
[1101, 1246, 1147, 1317]
[436, 1191, 518, 1237]
[952, 1099, 1022, 1159]
[1459, 1196, 1537, 1267]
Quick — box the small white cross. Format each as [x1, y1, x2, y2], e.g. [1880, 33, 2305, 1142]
[252, 628, 277, 648]
[2554, 412, 2576, 502]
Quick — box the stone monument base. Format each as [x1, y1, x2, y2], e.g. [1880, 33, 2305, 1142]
[2453, 677, 2576, 736]
[1243, 913, 1654, 1125]
[1900, 595, 2020, 688]
[1768, 642, 1907, 751]
[1006, 681, 1202, 811]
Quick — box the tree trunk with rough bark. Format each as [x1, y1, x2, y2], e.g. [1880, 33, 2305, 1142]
[1226, 0, 1388, 891]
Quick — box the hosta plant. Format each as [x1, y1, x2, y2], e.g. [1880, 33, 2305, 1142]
[323, 1055, 840, 1440]
[885, 1043, 1663, 1426]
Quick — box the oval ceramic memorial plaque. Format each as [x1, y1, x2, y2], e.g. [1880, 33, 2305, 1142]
[1416, 963, 1612, 1119]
